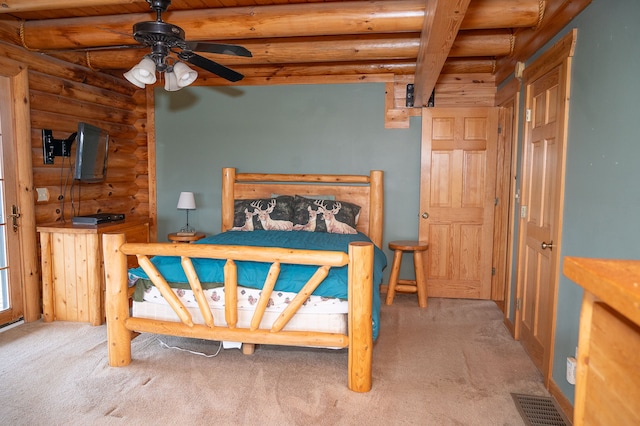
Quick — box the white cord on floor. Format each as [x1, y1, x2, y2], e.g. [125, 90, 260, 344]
[157, 338, 223, 358]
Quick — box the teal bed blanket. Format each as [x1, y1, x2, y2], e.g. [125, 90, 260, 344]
[128, 230, 387, 340]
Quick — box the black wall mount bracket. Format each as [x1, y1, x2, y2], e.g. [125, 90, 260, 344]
[405, 84, 414, 107]
[42, 129, 76, 164]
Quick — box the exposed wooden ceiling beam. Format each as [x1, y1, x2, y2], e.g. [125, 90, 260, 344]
[53, 54, 495, 78]
[494, 0, 592, 83]
[20, 1, 423, 50]
[413, 0, 471, 107]
[0, 0, 144, 13]
[18, 0, 540, 51]
[74, 31, 511, 70]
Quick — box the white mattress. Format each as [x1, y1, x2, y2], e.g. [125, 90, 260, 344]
[132, 284, 349, 341]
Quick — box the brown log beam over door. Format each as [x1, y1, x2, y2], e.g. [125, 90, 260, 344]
[419, 107, 498, 299]
[414, 0, 472, 108]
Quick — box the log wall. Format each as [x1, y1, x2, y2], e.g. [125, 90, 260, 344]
[0, 36, 149, 226]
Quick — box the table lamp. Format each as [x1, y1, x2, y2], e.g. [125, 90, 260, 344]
[177, 191, 196, 234]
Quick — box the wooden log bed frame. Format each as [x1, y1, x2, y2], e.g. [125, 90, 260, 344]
[102, 168, 384, 392]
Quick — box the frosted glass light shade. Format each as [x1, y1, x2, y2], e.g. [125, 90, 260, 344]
[173, 61, 198, 87]
[123, 69, 146, 88]
[164, 70, 181, 91]
[177, 192, 196, 210]
[124, 57, 157, 87]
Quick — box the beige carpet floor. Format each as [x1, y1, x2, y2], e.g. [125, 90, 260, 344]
[0, 297, 550, 425]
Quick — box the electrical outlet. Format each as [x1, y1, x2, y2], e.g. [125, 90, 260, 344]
[566, 356, 577, 385]
[36, 188, 49, 202]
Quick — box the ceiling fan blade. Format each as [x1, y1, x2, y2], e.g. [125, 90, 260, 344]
[185, 41, 252, 58]
[181, 52, 245, 82]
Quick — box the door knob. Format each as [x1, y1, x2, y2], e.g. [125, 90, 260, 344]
[421, 212, 429, 219]
[541, 241, 554, 250]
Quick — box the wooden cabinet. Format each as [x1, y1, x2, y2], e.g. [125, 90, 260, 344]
[38, 218, 149, 325]
[563, 257, 640, 426]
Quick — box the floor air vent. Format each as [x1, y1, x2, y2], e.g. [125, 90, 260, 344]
[511, 393, 571, 426]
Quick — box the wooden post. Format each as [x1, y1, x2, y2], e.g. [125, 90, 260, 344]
[347, 241, 374, 392]
[224, 259, 238, 328]
[221, 168, 236, 231]
[103, 233, 132, 367]
[369, 170, 384, 248]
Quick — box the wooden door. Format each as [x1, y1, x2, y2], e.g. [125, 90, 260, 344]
[516, 63, 570, 377]
[493, 79, 520, 315]
[419, 107, 498, 299]
[0, 76, 24, 326]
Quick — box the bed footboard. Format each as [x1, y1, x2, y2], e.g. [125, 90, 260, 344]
[102, 233, 374, 392]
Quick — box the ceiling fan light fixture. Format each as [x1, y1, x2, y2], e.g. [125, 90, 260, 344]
[126, 0, 250, 87]
[173, 61, 198, 87]
[164, 70, 181, 91]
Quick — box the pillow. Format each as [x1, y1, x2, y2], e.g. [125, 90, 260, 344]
[292, 195, 360, 234]
[231, 196, 294, 231]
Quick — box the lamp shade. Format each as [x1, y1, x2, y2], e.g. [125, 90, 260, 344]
[124, 57, 157, 87]
[173, 61, 198, 87]
[177, 192, 196, 210]
[164, 70, 181, 91]
[123, 69, 146, 88]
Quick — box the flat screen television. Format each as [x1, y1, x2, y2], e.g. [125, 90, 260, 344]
[74, 122, 109, 183]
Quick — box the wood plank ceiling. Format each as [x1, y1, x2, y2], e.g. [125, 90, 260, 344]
[0, 0, 590, 107]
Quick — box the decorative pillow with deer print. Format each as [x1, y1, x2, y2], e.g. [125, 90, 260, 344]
[231, 196, 295, 231]
[292, 195, 360, 234]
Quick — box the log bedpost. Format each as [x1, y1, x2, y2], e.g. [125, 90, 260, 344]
[368, 170, 384, 249]
[347, 241, 374, 392]
[221, 167, 236, 232]
[103, 233, 132, 367]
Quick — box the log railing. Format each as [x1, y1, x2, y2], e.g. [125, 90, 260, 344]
[103, 232, 375, 392]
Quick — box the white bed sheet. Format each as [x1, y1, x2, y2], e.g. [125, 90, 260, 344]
[132, 285, 349, 341]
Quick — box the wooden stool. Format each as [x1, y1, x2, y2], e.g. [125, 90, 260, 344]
[385, 240, 429, 307]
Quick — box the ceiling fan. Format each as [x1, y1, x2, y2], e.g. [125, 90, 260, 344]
[125, 0, 252, 89]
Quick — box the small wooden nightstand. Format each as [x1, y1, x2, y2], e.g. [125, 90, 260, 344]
[167, 232, 206, 243]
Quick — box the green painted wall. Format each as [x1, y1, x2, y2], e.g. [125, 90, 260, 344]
[507, 0, 640, 404]
[550, 0, 640, 403]
[154, 83, 421, 276]
[155, 0, 640, 406]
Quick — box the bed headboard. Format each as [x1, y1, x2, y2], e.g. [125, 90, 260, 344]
[221, 168, 384, 248]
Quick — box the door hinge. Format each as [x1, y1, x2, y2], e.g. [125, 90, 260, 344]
[495, 197, 499, 206]
[492, 267, 496, 276]
[526, 109, 532, 122]
[498, 125, 502, 134]
[516, 298, 522, 311]
[520, 205, 527, 218]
